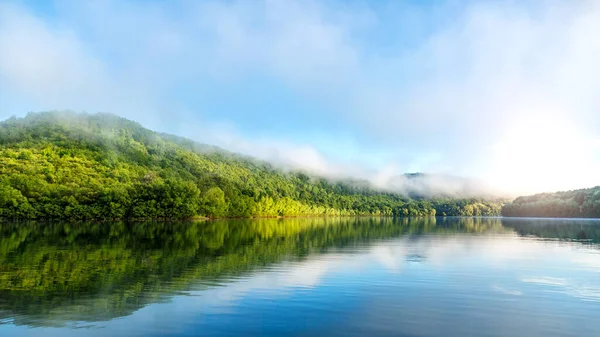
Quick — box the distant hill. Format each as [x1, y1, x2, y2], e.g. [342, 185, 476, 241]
[502, 187, 600, 218]
[0, 111, 504, 220]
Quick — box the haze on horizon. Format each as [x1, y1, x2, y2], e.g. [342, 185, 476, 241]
[0, 0, 599, 197]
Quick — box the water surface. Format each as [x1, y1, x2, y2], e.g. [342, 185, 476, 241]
[1, 217, 599, 336]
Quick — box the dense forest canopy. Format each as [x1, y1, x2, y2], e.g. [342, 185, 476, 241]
[0, 111, 504, 220]
[501, 186, 600, 218]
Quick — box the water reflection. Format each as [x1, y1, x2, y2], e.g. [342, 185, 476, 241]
[501, 217, 600, 243]
[0, 217, 599, 336]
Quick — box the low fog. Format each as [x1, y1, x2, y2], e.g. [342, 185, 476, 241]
[1, 0, 599, 197]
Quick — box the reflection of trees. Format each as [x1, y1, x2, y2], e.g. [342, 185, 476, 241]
[0, 217, 504, 326]
[501, 218, 600, 244]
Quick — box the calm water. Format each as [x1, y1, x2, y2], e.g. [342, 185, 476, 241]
[1, 217, 600, 336]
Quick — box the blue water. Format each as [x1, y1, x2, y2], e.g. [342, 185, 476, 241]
[1, 217, 599, 336]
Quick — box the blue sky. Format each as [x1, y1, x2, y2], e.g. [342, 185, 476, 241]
[0, 0, 599, 195]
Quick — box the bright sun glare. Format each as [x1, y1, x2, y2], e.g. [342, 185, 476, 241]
[487, 118, 595, 195]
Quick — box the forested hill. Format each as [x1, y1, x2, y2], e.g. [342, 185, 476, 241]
[0, 111, 503, 220]
[502, 187, 600, 218]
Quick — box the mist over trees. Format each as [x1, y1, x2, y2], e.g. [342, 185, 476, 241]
[0, 111, 504, 220]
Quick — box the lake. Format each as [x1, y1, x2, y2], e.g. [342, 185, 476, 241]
[1, 217, 599, 336]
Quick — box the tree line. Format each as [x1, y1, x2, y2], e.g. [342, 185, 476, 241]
[501, 187, 600, 218]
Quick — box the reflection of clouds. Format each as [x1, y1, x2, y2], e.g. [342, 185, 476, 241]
[381, 234, 600, 272]
[569, 286, 600, 302]
[32, 232, 600, 337]
[280, 259, 331, 288]
[186, 254, 361, 312]
[491, 284, 523, 296]
[186, 239, 421, 311]
[297, 234, 600, 279]
[426, 235, 544, 266]
[522, 277, 600, 302]
[363, 235, 600, 305]
[363, 234, 545, 272]
[369, 243, 408, 273]
[522, 277, 568, 287]
[571, 253, 600, 270]
[168, 234, 600, 316]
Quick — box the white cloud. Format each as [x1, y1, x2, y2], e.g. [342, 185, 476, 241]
[0, 3, 109, 105]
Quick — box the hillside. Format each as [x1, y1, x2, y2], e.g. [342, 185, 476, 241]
[502, 186, 600, 218]
[0, 111, 503, 220]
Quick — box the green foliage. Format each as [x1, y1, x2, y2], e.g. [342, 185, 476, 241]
[0, 111, 503, 220]
[431, 197, 503, 216]
[502, 187, 600, 218]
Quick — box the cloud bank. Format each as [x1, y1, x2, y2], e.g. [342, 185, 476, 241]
[1, 0, 599, 196]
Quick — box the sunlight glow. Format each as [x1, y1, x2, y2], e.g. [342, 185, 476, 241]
[486, 118, 597, 195]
